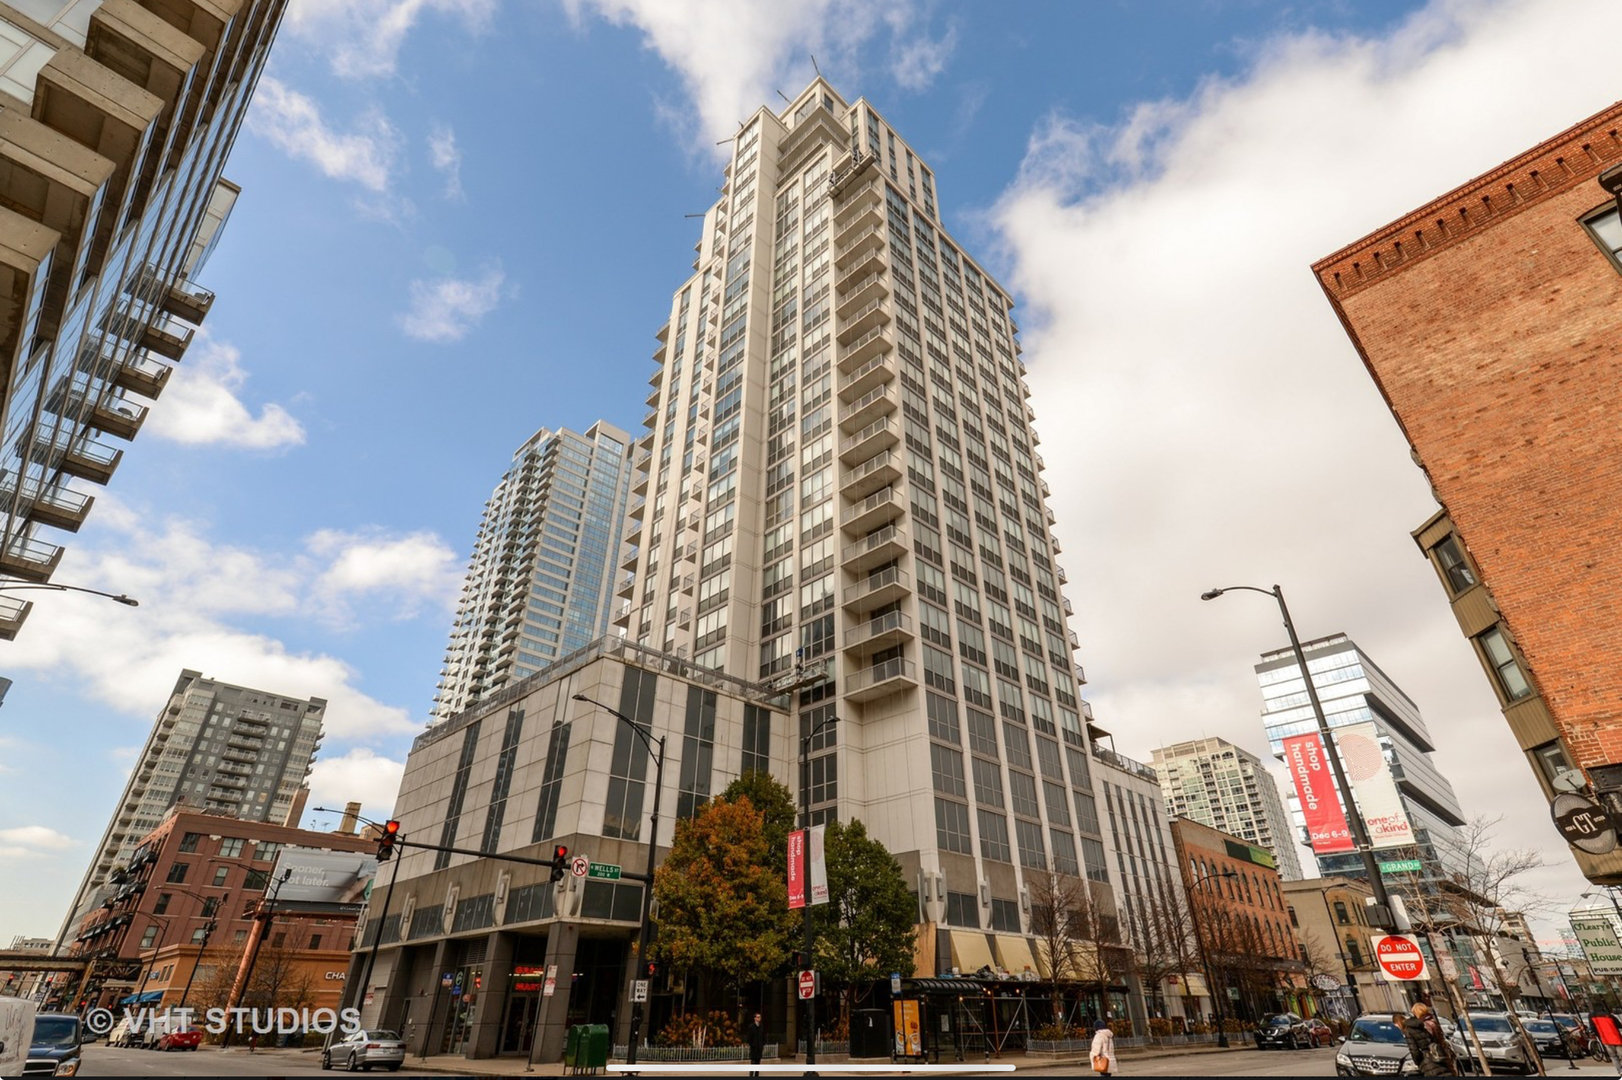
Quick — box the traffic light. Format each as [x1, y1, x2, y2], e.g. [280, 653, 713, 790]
[644, 961, 658, 981]
[549, 844, 569, 883]
[377, 820, 401, 861]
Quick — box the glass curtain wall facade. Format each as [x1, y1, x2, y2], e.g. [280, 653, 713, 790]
[615, 78, 1111, 953]
[1256, 634, 1468, 879]
[0, 0, 288, 638]
[432, 421, 634, 723]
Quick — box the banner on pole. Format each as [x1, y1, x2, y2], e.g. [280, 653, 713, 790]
[1339, 722, 1415, 849]
[809, 824, 829, 906]
[788, 829, 806, 910]
[1283, 733, 1353, 853]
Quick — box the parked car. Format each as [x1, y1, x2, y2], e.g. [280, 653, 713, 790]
[1452, 1012, 1532, 1075]
[1336, 1015, 1420, 1076]
[1306, 1017, 1335, 1048]
[157, 1026, 202, 1051]
[321, 1029, 405, 1072]
[1522, 1018, 1566, 1060]
[1255, 1012, 1312, 1050]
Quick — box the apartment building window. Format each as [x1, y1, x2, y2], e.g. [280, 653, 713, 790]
[1346, 936, 1364, 966]
[741, 704, 772, 776]
[1530, 739, 1577, 791]
[1050, 829, 1080, 877]
[676, 686, 717, 820]
[945, 890, 979, 928]
[1582, 205, 1622, 272]
[604, 669, 658, 841]
[218, 837, 245, 858]
[153, 893, 172, 915]
[1477, 626, 1533, 701]
[530, 719, 572, 844]
[480, 707, 525, 852]
[930, 744, 967, 798]
[1015, 818, 1046, 869]
[141, 926, 159, 949]
[967, 708, 1000, 758]
[935, 798, 973, 854]
[179, 833, 201, 853]
[1334, 900, 1351, 925]
[436, 720, 483, 870]
[212, 867, 230, 887]
[990, 897, 1021, 932]
[1431, 534, 1477, 595]
[926, 692, 961, 744]
[167, 863, 190, 884]
[978, 809, 1012, 862]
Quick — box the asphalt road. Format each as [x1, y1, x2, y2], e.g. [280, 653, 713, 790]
[78, 1044, 430, 1076]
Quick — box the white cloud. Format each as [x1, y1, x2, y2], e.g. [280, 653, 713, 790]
[145, 333, 305, 451]
[287, 0, 496, 79]
[248, 76, 400, 192]
[307, 748, 407, 825]
[0, 826, 77, 859]
[889, 17, 957, 92]
[2, 503, 458, 740]
[564, 0, 948, 153]
[398, 265, 506, 342]
[427, 124, 464, 200]
[991, 0, 1622, 921]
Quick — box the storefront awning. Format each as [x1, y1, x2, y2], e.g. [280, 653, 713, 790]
[119, 989, 163, 1005]
[948, 931, 996, 975]
[993, 935, 1038, 977]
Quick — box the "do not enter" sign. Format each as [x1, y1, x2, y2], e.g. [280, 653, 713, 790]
[1372, 934, 1428, 981]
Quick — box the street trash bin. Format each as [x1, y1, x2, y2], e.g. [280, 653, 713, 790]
[563, 1024, 584, 1068]
[585, 1023, 611, 1069]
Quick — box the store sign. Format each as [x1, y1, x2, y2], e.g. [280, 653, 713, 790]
[1572, 919, 1622, 976]
[323, 972, 346, 981]
[1283, 733, 1353, 853]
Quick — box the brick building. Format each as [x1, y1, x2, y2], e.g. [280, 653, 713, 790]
[68, 806, 371, 1013]
[1170, 817, 1307, 1024]
[1312, 99, 1622, 885]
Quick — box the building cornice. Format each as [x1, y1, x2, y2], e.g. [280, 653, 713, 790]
[1312, 101, 1622, 299]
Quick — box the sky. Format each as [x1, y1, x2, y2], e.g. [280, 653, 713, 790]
[2, 0, 1619, 947]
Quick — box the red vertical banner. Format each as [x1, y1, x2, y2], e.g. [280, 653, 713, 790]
[788, 829, 806, 909]
[1282, 733, 1353, 853]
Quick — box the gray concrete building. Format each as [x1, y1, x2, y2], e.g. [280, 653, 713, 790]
[432, 421, 635, 723]
[0, 0, 287, 637]
[55, 668, 325, 950]
[1149, 736, 1304, 881]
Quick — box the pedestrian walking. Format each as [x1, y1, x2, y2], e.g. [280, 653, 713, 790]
[1090, 1019, 1117, 1076]
[1591, 1011, 1622, 1075]
[1402, 1003, 1457, 1076]
[746, 1011, 765, 1077]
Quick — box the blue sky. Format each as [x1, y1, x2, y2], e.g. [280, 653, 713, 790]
[3, 0, 1619, 944]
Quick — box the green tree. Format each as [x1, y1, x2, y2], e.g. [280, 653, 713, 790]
[812, 819, 917, 1020]
[652, 794, 796, 1012]
[720, 771, 796, 871]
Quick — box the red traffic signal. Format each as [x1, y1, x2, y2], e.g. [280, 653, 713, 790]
[644, 961, 658, 980]
[377, 820, 401, 862]
[549, 844, 570, 883]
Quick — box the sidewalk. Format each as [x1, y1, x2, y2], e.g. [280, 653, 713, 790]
[406, 1043, 1247, 1076]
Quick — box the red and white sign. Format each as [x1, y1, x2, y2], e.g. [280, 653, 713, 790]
[798, 970, 817, 1000]
[570, 855, 589, 878]
[788, 830, 806, 910]
[1372, 934, 1428, 981]
[1283, 734, 1353, 853]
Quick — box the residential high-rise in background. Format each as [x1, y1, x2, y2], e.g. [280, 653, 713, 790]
[431, 421, 634, 723]
[615, 75, 1110, 976]
[1256, 634, 1467, 880]
[1150, 736, 1303, 880]
[0, 0, 288, 638]
[55, 669, 326, 950]
[1312, 99, 1622, 888]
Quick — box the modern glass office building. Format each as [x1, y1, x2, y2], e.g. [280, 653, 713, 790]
[1256, 633, 1467, 879]
[0, 0, 287, 637]
[431, 421, 634, 723]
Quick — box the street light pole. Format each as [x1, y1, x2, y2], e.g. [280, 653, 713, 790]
[221, 868, 292, 1048]
[799, 714, 838, 1072]
[1201, 585, 1400, 930]
[311, 806, 399, 1022]
[573, 694, 665, 1068]
[1187, 869, 1237, 1047]
[0, 581, 139, 606]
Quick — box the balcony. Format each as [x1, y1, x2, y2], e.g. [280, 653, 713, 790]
[0, 595, 31, 641]
[0, 533, 63, 582]
[109, 352, 171, 399]
[642, 408, 659, 431]
[616, 573, 635, 599]
[93, 398, 148, 440]
[835, 266, 888, 314]
[841, 449, 901, 502]
[839, 383, 896, 434]
[4, 480, 92, 532]
[1057, 565, 1068, 585]
[834, 222, 886, 272]
[832, 181, 881, 228]
[843, 566, 911, 614]
[837, 296, 891, 345]
[839, 353, 894, 405]
[138, 315, 194, 362]
[840, 484, 905, 535]
[844, 610, 915, 654]
[35, 434, 122, 485]
[1075, 664, 1087, 686]
[839, 416, 899, 464]
[841, 524, 907, 574]
[845, 656, 918, 703]
[832, 202, 882, 251]
[838, 324, 892, 373]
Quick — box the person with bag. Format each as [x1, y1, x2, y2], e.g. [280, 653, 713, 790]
[1401, 1003, 1457, 1076]
[1090, 1019, 1117, 1076]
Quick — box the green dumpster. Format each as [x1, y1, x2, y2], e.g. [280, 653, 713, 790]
[563, 1024, 584, 1068]
[584, 1024, 611, 1070]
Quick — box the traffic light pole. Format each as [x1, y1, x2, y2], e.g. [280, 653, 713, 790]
[354, 847, 402, 1020]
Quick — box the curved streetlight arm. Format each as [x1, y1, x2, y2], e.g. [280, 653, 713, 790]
[573, 693, 660, 759]
[1199, 585, 1277, 602]
[0, 581, 138, 606]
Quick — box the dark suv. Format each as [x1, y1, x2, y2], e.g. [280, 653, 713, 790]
[25, 1013, 83, 1076]
[1255, 1012, 1312, 1050]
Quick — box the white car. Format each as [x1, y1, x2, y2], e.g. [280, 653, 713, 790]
[321, 1029, 405, 1072]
